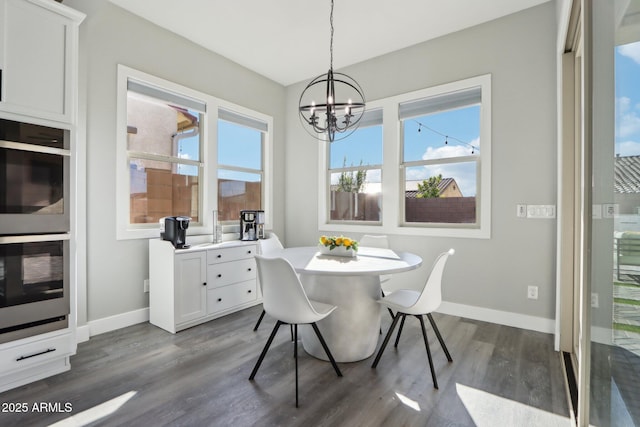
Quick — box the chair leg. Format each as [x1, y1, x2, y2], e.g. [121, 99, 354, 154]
[253, 309, 266, 331]
[294, 324, 299, 408]
[290, 324, 294, 341]
[310, 323, 343, 377]
[426, 313, 452, 362]
[394, 314, 406, 348]
[381, 289, 395, 320]
[372, 312, 402, 368]
[249, 320, 283, 380]
[417, 315, 439, 389]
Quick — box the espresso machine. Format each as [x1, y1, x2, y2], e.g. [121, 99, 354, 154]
[240, 210, 264, 241]
[161, 216, 191, 248]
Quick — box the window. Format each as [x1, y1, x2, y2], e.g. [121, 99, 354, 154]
[400, 88, 481, 227]
[116, 65, 273, 239]
[319, 74, 491, 238]
[217, 109, 267, 222]
[327, 109, 383, 223]
[125, 80, 205, 227]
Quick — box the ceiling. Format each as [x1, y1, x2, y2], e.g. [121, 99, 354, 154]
[108, 0, 550, 86]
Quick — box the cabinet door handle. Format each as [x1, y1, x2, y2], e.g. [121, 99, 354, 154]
[247, 250, 252, 254]
[247, 268, 252, 272]
[217, 274, 222, 278]
[203, 282, 207, 286]
[217, 298, 222, 302]
[247, 289, 252, 293]
[217, 254, 222, 258]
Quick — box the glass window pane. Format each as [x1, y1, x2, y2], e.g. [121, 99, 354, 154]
[403, 105, 480, 162]
[330, 124, 383, 169]
[127, 92, 201, 161]
[129, 158, 199, 224]
[176, 132, 200, 163]
[329, 169, 381, 222]
[218, 119, 262, 170]
[404, 163, 476, 224]
[218, 169, 262, 221]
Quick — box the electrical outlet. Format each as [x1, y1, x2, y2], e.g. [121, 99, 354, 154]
[591, 293, 599, 308]
[527, 285, 538, 300]
[144, 279, 149, 293]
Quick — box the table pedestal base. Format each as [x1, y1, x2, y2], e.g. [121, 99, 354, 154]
[300, 274, 381, 363]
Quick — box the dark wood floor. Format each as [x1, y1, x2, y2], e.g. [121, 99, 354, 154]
[0, 306, 571, 426]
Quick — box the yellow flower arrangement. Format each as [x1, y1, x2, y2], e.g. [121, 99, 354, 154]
[319, 235, 359, 252]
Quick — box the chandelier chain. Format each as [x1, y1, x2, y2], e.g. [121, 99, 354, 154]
[329, 0, 334, 70]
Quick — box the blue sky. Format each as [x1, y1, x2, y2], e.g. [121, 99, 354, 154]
[329, 105, 480, 197]
[616, 41, 640, 156]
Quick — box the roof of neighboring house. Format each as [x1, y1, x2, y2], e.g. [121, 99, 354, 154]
[405, 178, 457, 198]
[615, 155, 640, 193]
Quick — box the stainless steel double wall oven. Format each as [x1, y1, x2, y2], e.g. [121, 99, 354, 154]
[0, 118, 70, 343]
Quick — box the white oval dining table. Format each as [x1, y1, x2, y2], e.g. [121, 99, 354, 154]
[265, 246, 423, 362]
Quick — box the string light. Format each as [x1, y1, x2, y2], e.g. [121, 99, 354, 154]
[414, 120, 479, 154]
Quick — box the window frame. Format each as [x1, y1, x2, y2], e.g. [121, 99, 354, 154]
[318, 74, 491, 239]
[116, 65, 273, 240]
[216, 108, 268, 224]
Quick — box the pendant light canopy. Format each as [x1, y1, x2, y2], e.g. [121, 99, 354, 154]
[298, 0, 366, 142]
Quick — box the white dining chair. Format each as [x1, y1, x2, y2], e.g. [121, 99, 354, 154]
[371, 249, 455, 390]
[253, 232, 284, 331]
[249, 255, 343, 407]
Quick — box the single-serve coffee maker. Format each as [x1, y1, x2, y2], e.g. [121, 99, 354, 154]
[161, 216, 191, 248]
[240, 210, 264, 241]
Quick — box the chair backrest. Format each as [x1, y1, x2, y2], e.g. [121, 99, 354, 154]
[411, 249, 455, 314]
[254, 255, 324, 324]
[360, 234, 390, 249]
[259, 232, 284, 255]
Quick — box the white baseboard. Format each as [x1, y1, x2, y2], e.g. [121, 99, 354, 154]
[77, 303, 555, 344]
[438, 301, 556, 334]
[76, 325, 90, 343]
[78, 308, 149, 341]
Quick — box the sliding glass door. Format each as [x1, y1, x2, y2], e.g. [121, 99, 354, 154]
[570, 1, 640, 425]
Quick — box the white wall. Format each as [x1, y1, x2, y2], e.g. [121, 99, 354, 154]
[65, 0, 286, 330]
[284, 3, 559, 328]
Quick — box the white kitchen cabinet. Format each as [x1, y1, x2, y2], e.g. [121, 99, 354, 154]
[149, 240, 260, 333]
[0, 329, 74, 393]
[175, 251, 208, 325]
[0, 0, 84, 123]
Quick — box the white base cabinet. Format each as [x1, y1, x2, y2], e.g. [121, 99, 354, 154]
[0, 330, 74, 393]
[149, 240, 260, 333]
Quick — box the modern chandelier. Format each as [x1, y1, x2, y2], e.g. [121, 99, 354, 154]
[298, 0, 366, 142]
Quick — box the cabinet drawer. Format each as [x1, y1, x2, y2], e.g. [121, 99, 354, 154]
[0, 333, 72, 373]
[207, 245, 257, 264]
[207, 280, 257, 314]
[207, 258, 256, 288]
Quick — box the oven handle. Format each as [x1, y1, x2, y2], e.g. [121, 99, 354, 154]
[0, 234, 70, 244]
[0, 139, 70, 156]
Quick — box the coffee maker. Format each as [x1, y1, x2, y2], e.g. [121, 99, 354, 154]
[161, 216, 191, 248]
[240, 210, 264, 241]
